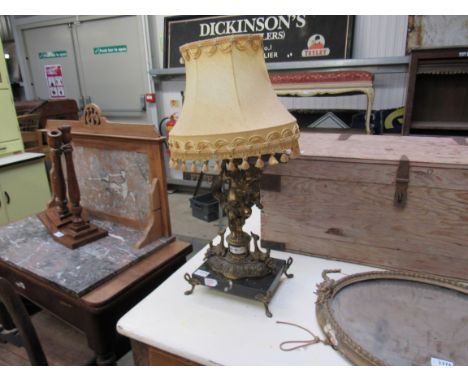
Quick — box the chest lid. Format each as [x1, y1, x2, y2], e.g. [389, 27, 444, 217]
[298, 133, 468, 169]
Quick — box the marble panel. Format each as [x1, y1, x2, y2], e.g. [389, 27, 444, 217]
[73, 145, 151, 223]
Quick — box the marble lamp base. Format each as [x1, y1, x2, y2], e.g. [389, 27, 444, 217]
[184, 257, 293, 317]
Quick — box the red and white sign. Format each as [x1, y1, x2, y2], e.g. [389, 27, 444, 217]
[301, 34, 331, 57]
[145, 93, 156, 103]
[44, 64, 66, 99]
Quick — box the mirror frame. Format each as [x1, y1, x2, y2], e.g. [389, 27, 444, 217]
[315, 269, 468, 365]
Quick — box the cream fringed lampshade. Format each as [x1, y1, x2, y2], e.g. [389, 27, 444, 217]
[168, 34, 300, 173]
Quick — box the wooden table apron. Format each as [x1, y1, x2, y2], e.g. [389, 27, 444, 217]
[0, 240, 192, 365]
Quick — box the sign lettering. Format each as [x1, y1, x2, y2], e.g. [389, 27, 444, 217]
[93, 45, 128, 55]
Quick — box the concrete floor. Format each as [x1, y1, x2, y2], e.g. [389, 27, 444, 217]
[117, 190, 226, 366]
[169, 191, 226, 257]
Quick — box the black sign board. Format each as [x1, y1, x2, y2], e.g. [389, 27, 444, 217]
[164, 15, 354, 68]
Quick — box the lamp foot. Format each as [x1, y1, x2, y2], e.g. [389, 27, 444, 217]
[283, 257, 294, 279]
[255, 291, 273, 318]
[184, 273, 201, 295]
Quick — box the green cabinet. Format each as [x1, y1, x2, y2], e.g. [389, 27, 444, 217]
[0, 91, 24, 152]
[0, 40, 50, 225]
[0, 38, 24, 156]
[0, 154, 51, 225]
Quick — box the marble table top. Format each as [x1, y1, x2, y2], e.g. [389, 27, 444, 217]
[0, 216, 172, 296]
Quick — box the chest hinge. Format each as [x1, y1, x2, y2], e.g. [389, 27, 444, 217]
[394, 155, 410, 209]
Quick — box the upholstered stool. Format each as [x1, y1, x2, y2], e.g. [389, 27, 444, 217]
[269, 71, 375, 134]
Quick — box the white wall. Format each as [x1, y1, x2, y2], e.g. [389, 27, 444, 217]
[353, 15, 408, 58]
[407, 16, 468, 49]
[148, 15, 165, 70]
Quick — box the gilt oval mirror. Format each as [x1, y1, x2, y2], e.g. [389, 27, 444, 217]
[315, 270, 468, 365]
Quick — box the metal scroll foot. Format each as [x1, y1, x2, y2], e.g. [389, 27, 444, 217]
[264, 303, 273, 318]
[255, 291, 273, 318]
[184, 273, 200, 295]
[283, 257, 294, 279]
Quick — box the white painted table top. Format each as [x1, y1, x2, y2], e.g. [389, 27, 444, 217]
[0, 152, 44, 168]
[117, 207, 379, 365]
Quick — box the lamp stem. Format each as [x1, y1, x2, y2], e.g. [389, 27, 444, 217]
[208, 160, 272, 280]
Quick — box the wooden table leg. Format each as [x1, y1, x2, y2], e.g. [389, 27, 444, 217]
[0, 302, 15, 330]
[95, 352, 117, 366]
[83, 312, 118, 366]
[365, 87, 375, 135]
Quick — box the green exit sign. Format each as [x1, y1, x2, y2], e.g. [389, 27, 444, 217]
[38, 50, 67, 59]
[93, 45, 128, 55]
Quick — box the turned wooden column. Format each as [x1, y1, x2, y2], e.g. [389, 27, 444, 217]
[59, 125, 87, 230]
[47, 130, 69, 219]
[38, 125, 108, 249]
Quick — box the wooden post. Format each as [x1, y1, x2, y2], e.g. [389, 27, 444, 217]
[38, 125, 107, 249]
[47, 130, 69, 219]
[59, 125, 86, 230]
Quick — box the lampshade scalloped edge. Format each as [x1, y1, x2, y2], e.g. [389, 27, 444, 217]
[180, 34, 263, 63]
[168, 123, 300, 163]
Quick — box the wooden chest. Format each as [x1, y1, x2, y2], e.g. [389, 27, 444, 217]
[261, 133, 468, 281]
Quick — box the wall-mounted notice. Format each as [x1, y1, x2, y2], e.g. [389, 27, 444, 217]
[44, 64, 65, 99]
[39, 50, 67, 59]
[93, 45, 128, 55]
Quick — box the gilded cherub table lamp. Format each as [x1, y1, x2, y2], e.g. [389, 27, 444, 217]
[168, 34, 300, 317]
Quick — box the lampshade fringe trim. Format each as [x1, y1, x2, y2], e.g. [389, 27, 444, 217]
[214, 160, 221, 174]
[268, 154, 279, 166]
[227, 160, 237, 172]
[255, 157, 265, 169]
[240, 158, 250, 170]
[291, 141, 301, 159]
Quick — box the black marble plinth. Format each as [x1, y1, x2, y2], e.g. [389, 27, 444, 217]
[186, 257, 292, 317]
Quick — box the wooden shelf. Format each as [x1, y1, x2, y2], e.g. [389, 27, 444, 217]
[403, 47, 468, 135]
[150, 56, 410, 79]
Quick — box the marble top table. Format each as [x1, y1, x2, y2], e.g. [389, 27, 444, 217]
[0, 214, 191, 365]
[0, 216, 173, 296]
[117, 207, 380, 366]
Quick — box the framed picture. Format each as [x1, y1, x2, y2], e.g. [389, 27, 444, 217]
[164, 15, 354, 68]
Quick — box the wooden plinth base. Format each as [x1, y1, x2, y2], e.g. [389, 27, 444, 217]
[38, 209, 108, 249]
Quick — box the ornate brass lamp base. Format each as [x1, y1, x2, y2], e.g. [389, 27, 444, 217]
[205, 229, 276, 280]
[184, 159, 294, 317]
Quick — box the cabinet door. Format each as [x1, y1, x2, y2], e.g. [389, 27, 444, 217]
[0, 160, 50, 222]
[0, 39, 10, 90]
[0, 90, 23, 145]
[75, 16, 148, 116]
[0, 186, 8, 225]
[23, 24, 83, 105]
